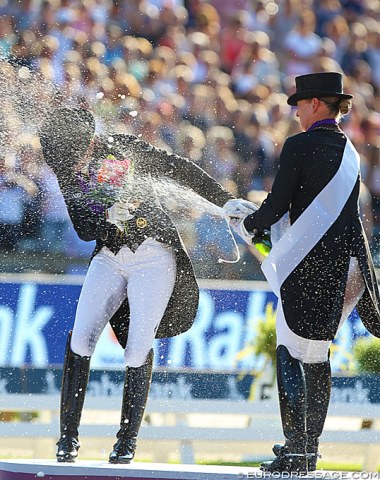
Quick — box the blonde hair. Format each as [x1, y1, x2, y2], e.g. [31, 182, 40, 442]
[319, 96, 352, 119]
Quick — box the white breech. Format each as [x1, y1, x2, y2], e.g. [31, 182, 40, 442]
[70, 239, 176, 367]
[276, 256, 365, 363]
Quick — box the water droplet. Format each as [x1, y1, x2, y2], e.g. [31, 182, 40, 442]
[18, 67, 31, 79]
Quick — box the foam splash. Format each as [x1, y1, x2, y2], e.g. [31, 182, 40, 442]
[0, 62, 61, 163]
[122, 175, 240, 264]
[0, 61, 240, 264]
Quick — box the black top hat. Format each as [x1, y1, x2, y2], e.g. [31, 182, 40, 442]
[40, 108, 96, 176]
[287, 72, 353, 106]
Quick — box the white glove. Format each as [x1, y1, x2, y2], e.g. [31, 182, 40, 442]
[223, 199, 259, 220]
[230, 216, 255, 246]
[106, 202, 134, 232]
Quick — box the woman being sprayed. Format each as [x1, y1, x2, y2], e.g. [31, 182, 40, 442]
[40, 108, 247, 464]
[227, 73, 380, 473]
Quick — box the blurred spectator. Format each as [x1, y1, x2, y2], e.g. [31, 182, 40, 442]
[139, 111, 173, 150]
[39, 166, 71, 253]
[203, 125, 239, 187]
[340, 22, 370, 77]
[0, 16, 16, 60]
[366, 28, 380, 92]
[361, 113, 380, 229]
[231, 31, 280, 97]
[324, 15, 351, 63]
[269, 0, 301, 68]
[0, 157, 38, 250]
[177, 122, 205, 162]
[219, 11, 249, 73]
[0, 0, 379, 276]
[315, 0, 342, 37]
[283, 11, 323, 75]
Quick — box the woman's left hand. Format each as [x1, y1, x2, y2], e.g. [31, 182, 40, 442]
[106, 202, 134, 231]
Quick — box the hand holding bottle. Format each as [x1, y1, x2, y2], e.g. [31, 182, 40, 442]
[230, 215, 272, 257]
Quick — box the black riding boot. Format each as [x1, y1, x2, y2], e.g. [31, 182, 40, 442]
[304, 359, 331, 470]
[261, 345, 308, 474]
[56, 332, 90, 462]
[272, 359, 331, 471]
[109, 349, 154, 464]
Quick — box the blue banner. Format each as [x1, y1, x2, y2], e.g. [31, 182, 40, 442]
[0, 275, 369, 372]
[0, 367, 254, 400]
[1, 367, 379, 404]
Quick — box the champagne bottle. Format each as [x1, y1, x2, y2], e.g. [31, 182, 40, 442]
[252, 229, 272, 257]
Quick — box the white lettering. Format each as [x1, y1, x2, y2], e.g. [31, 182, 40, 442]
[239, 291, 268, 370]
[0, 306, 12, 365]
[87, 373, 123, 397]
[0, 378, 8, 393]
[169, 290, 213, 368]
[149, 376, 192, 400]
[226, 375, 244, 400]
[10, 284, 53, 366]
[208, 311, 242, 369]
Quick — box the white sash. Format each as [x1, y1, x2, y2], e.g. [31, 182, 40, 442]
[262, 138, 360, 297]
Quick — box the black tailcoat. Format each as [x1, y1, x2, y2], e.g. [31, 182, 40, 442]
[245, 124, 380, 340]
[40, 111, 233, 348]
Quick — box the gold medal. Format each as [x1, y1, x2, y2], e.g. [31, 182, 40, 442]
[136, 217, 148, 228]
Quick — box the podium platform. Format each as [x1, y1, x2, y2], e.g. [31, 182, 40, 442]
[0, 460, 256, 479]
[0, 460, 377, 480]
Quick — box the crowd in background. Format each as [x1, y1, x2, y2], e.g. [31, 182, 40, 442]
[0, 0, 380, 279]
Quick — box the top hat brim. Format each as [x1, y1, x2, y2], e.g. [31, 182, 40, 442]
[287, 90, 353, 106]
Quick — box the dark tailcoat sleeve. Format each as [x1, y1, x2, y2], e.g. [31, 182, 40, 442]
[110, 134, 234, 207]
[244, 128, 380, 341]
[244, 138, 301, 232]
[156, 149, 234, 207]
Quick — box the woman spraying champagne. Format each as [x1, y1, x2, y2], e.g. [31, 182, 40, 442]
[226, 72, 380, 473]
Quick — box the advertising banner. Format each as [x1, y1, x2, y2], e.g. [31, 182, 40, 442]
[1, 367, 379, 404]
[0, 274, 369, 372]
